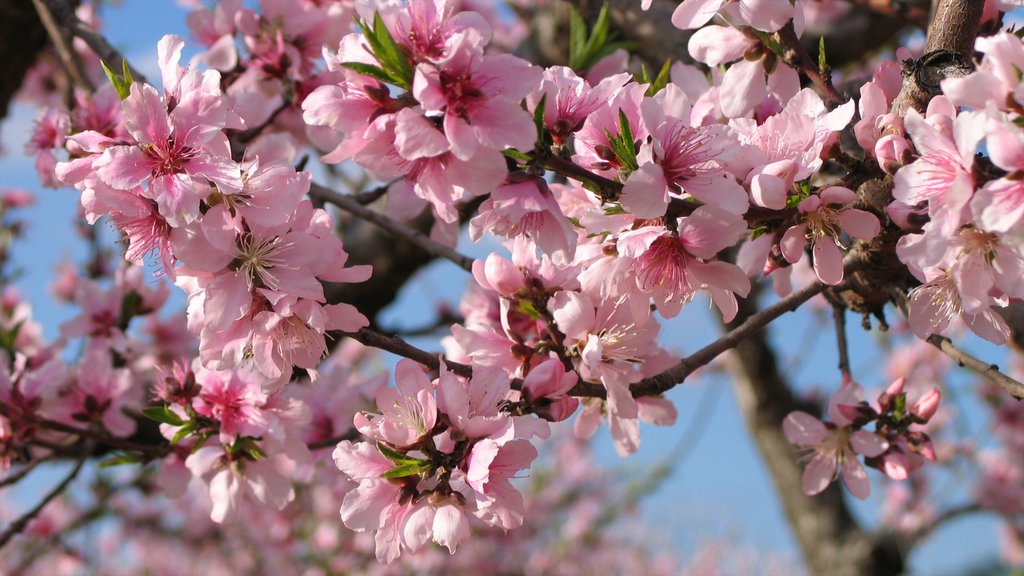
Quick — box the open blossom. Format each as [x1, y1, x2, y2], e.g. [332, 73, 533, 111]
[784, 380, 889, 499]
[617, 205, 750, 320]
[412, 35, 541, 160]
[779, 186, 880, 285]
[354, 359, 438, 448]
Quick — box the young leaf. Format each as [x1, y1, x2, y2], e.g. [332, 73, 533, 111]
[142, 405, 185, 427]
[381, 460, 428, 479]
[171, 421, 198, 445]
[341, 62, 400, 85]
[533, 93, 548, 143]
[646, 59, 672, 97]
[377, 442, 421, 464]
[100, 453, 143, 468]
[100, 60, 131, 100]
[818, 37, 828, 79]
[568, 7, 588, 70]
[370, 13, 413, 88]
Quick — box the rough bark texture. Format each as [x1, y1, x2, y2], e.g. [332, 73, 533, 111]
[723, 291, 904, 576]
[0, 0, 49, 123]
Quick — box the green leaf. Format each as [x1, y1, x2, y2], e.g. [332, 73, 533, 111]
[121, 59, 134, 88]
[637, 63, 652, 86]
[502, 149, 531, 162]
[0, 320, 24, 358]
[239, 438, 266, 460]
[567, 3, 629, 72]
[171, 421, 198, 445]
[604, 109, 638, 174]
[191, 432, 212, 454]
[377, 442, 419, 464]
[646, 59, 672, 97]
[818, 37, 828, 79]
[370, 13, 413, 88]
[750, 226, 769, 240]
[381, 460, 428, 479]
[533, 93, 547, 143]
[516, 299, 540, 320]
[340, 62, 400, 85]
[602, 204, 627, 215]
[581, 3, 612, 64]
[101, 60, 132, 100]
[142, 406, 185, 426]
[568, 7, 588, 70]
[100, 453, 143, 468]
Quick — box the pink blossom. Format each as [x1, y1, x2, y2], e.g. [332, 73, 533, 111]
[779, 186, 880, 285]
[783, 410, 888, 499]
[355, 359, 438, 449]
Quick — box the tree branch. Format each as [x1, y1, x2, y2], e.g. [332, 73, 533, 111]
[0, 441, 91, 550]
[338, 327, 472, 378]
[42, 0, 147, 84]
[310, 182, 475, 273]
[777, 22, 845, 105]
[31, 0, 93, 92]
[891, 0, 984, 115]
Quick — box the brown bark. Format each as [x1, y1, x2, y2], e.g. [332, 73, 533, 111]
[0, 0, 49, 123]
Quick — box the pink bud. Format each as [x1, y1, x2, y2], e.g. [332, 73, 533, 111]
[911, 388, 941, 423]
[874, 133, 912, 174]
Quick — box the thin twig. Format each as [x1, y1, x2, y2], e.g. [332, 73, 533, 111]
[309, 182, 475, 272]
[543, 155, 623, 201]
[42, 0, 147, 84]
[603, 256, 869, 400]
[31, 0, 94, 92]
[906, 501, 984, 545]
[339, 327, 472, 378]
[777, 22, 845, 105]
[891, 291, 1024, 400]
[827, 292, 852, 377]
[0, 454, 54, 489]
[929, 334, 1024, 400]
[34, 417, 171, 459]
[0, 441, 91, 550]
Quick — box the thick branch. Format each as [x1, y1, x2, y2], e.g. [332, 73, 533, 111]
[891, 0, 984, 115]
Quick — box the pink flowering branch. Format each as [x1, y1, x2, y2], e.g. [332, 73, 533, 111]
[0, 440, 91, 550]
[310, 182, 475, 272]
[614, 256, 867, 400]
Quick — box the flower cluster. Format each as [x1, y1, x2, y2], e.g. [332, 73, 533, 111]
[784, 376, 941, 499]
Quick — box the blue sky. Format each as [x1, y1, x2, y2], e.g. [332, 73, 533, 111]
[0, 2, 1011, 573]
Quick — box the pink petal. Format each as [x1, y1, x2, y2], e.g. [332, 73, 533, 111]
[719, 59, 767, 119]
[812, 240, 844, 285]
[850, 430, 889, 457]
[802, 454, 836, 496]
[838, 209, 880, 240]
[840, 455, 871, 499]
[782, 411, 828, 445]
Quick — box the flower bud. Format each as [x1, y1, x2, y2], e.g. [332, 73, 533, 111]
[911, 388, 941, 423]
